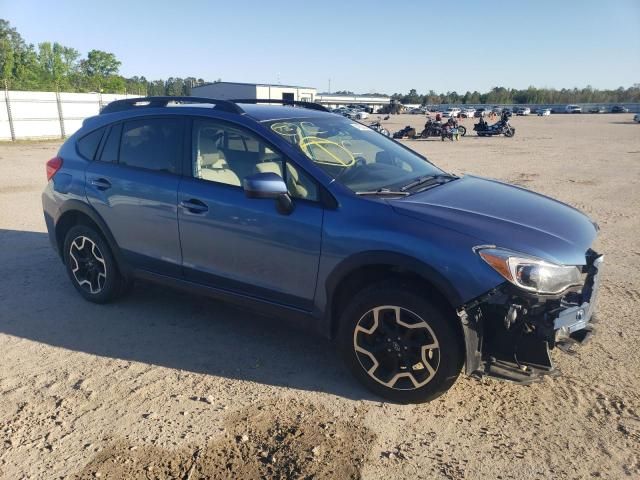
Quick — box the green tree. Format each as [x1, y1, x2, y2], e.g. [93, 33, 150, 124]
[0, 37, 14, 80]
[79, 49, 121, 91]
[36, 42, 79, 89]
[101, 75, 126, 93]
[402, 88, 422, 104]
[80, 49, 121, 77]
[147, 79, 165, 96]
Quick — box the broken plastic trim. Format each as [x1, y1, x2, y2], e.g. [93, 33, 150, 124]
[457, 249, 601, 384]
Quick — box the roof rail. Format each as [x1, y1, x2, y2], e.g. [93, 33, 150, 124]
[100, 96, 244, 115]
[231, 98, 329, 112]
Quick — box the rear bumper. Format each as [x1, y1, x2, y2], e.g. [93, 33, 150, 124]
[459, 251, 603, 384]
[42, 188, 61, 257]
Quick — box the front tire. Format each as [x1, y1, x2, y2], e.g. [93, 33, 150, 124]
[63, 225, 125, 303]
[338, 282, 463, 403]
[458, 125, 467, 136]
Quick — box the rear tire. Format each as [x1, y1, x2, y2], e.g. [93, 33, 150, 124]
[63, 225, 125, 304]
[338, 282, 463, 403]
[458, 125, 467, 136]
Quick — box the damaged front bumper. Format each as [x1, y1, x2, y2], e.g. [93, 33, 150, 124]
[458, 250, 603, 384]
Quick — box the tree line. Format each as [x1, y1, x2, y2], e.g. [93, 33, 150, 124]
[0, 19, 206, 96]
[2, 18, 639, 103]
[393, 85, 640, 106]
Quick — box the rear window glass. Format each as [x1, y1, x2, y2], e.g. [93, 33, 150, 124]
[77, 127, 106, 160]
[99, 124, 122, 163]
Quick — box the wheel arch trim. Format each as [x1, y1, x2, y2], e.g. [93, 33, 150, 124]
[54, 199, 130, 276]
[323, 251, 465, 337]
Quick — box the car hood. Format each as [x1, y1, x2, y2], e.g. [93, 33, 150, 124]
[388, 175, 597, 265]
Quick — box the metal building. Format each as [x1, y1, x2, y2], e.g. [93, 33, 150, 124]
[190, 81, 316, 102]
[315, 93, 391, 112]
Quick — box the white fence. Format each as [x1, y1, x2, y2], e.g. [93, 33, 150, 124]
[1, 90, 140, 141]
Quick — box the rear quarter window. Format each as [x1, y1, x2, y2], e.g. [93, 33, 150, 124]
[99, 124, 123, 163]
[76, 127, 106, 160]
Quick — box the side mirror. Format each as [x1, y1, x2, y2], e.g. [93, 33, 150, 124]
[243, 172, 288, 199]
[243, 172, 294, 214]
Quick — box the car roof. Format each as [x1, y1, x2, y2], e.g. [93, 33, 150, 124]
[236, 103, 332, 121]
[80, 102, 335, 132]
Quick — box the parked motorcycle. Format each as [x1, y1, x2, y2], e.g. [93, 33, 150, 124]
[420, 118, 467, 140]
[473, 112, 516, 137]
[369, 120, 391, 137]
[393, 125, 417, 139]
[441, 122, 460, 142]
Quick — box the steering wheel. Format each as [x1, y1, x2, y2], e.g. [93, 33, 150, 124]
[335, 157, 367, 180]
[298, 137, 356, 168]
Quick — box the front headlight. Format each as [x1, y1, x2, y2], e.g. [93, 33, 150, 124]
[476, 247, 582, 294]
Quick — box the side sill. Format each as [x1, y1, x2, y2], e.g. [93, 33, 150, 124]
[133, 269, 323, 335]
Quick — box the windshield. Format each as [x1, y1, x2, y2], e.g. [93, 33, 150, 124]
[264, 116, 443, 193]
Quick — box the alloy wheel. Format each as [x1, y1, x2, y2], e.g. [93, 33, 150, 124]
[353, 306, 440, 390]
[69, 236, 107, 294]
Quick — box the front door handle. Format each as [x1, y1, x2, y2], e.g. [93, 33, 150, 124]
[90, 178, 112, 190]
[180, 198, 209, 214]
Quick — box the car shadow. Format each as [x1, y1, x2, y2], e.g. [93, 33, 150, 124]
[0, 228, 374, 401]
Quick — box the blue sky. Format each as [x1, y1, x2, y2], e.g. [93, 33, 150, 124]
[3, 0, 639, 94]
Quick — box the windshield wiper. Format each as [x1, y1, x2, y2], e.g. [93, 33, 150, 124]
[356, 188, 410, 197]
[400, 173, 458, 192]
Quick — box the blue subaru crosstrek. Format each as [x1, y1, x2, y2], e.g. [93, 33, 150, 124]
[42, 97, 603, 403]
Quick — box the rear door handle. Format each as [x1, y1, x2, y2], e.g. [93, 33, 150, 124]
[90, 178, 112, 190]
[180, 198, 209, 214]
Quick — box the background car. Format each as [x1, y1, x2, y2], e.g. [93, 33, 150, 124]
[474, 108, 487, 118]
[355, 111, 369, 120]
[491, 106, 503, 114]
[537, 108, 551, 116]
[611, 105, 629, 113]
[515, 107, 531, 116]
[460, 107, 476, 118]
[634, 114, 639, 123]
[565, 104, 582, 113]
[341, 109, 358, 119]
[444, 107, 461, 117]
[589, 106, 606, 113]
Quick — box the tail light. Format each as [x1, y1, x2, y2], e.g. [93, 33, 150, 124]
[46, 156, 63, 181]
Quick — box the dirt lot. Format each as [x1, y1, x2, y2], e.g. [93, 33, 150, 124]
[1, 113, 639, 479]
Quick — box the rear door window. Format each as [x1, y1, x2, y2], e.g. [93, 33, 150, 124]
[77, 127, 106, 160]
[119, 118, 183, 174]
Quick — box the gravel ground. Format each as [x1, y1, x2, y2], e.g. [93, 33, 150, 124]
[0, 113, 639, 479]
